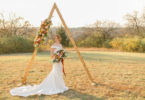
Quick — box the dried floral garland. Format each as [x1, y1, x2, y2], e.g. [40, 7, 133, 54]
[34, 19, 52, 48]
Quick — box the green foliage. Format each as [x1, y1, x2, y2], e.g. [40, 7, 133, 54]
[110, 37, 123, 49]
[75, 32, 145, 52]
[103, 40, 112, 48]
[110, 37, 145, 52]
[56, 26, 70, 47]
[76, 32, 105, 47]
[0, 35, 34, 54]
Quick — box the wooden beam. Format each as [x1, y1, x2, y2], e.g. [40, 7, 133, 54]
[21, 48, 38, 84]
[21, 3, 56, 84]
[54, 3, 95, 84]
[47, 3, 56, 21]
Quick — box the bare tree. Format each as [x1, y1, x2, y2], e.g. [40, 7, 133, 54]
[94, 20, 120, 40]
[124, 11, 142, 36]
[0, 13, 9, 37]
[0, 12, 32, 37]
[140, 9, 145, 36]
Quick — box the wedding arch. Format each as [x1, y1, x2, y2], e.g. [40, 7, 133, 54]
[22, 3, 96, 85]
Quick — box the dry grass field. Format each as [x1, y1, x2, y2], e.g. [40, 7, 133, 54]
[0, 50, 145, 100]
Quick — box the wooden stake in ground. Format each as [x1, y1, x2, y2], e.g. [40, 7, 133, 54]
[22, 3, 96, 85]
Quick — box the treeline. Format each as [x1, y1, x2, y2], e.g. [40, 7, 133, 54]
[0, 13, 37, 37]
[72, 10, 145, 52]
[0, 13, 35, 54]
[0, 35, 34, 54]
[76, 35, 145, 52]
[1, 10, 145, 54]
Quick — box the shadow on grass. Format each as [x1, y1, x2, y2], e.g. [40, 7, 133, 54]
[60, 89, 105, 100]
[18, 89, 105, 100]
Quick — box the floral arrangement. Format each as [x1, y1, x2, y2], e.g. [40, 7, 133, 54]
[52, 50, 66, 63]
[34, 19, 52, 48]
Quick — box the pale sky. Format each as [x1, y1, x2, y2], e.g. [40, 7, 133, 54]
[0, 0, 145, 27]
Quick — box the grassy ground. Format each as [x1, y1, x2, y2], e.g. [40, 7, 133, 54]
[0, 50, 145, 100]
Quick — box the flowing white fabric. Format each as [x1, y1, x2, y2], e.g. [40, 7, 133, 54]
[10, 44, 69, 97]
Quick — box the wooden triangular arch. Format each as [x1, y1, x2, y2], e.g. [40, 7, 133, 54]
[22, 3, 96, 85]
